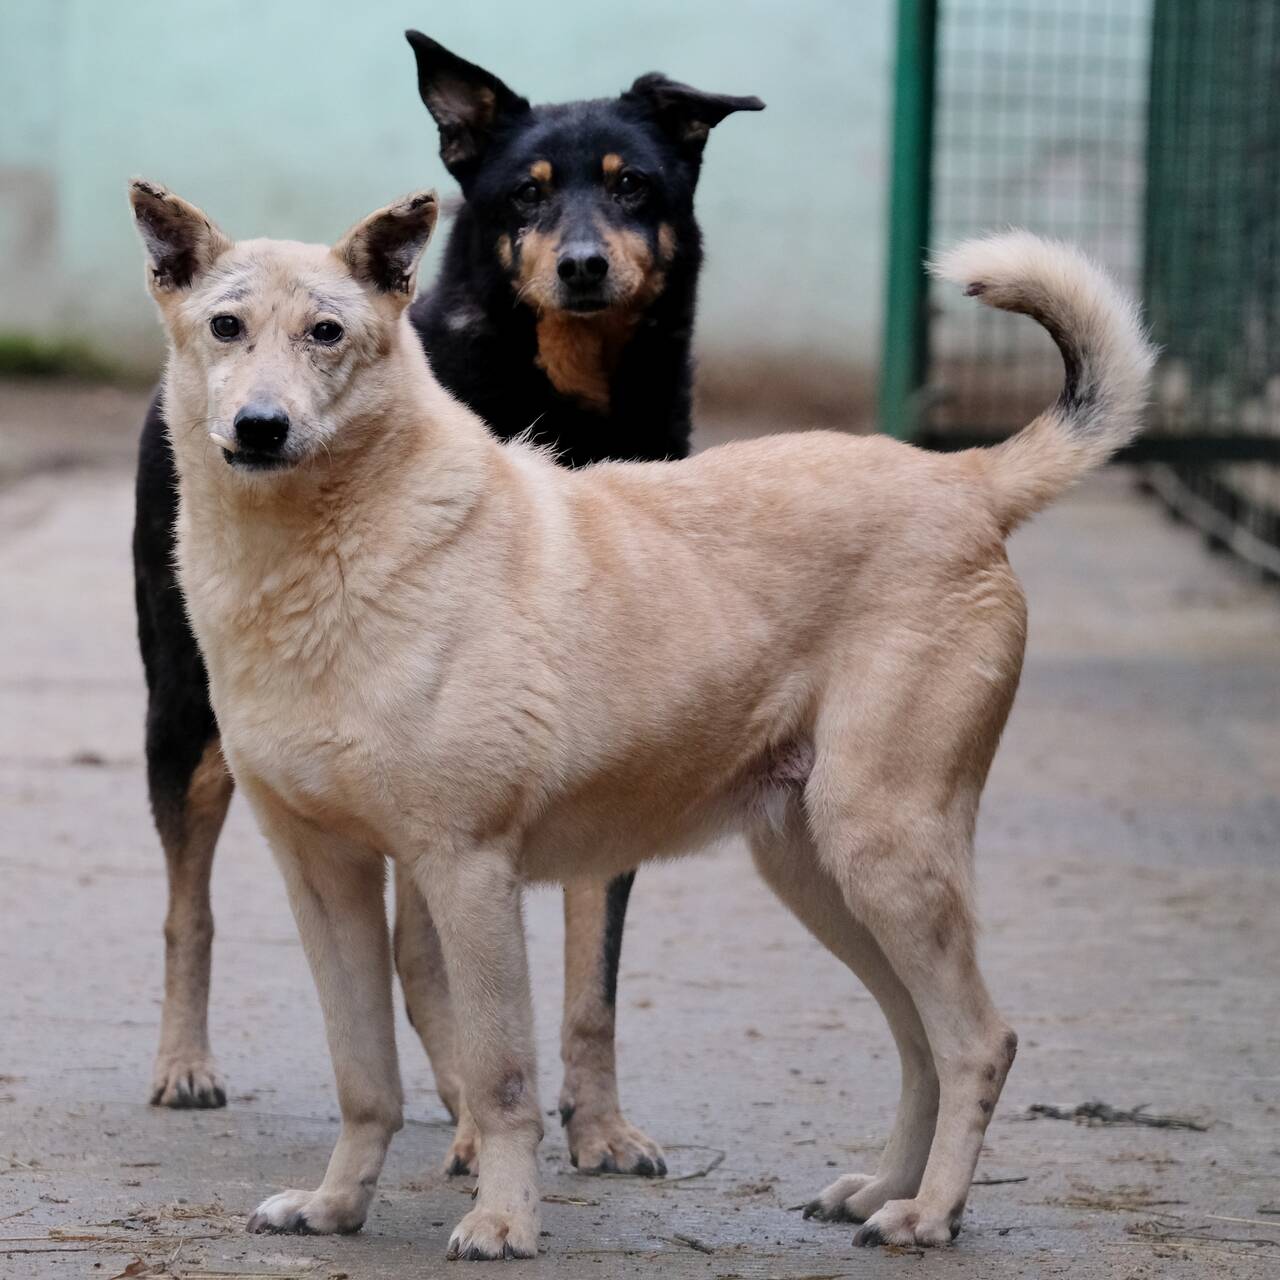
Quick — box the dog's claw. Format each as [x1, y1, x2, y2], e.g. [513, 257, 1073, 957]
[803, 1172, 900, 1224]
[151, 1056, 227, 1109]
[247, 1189, 367, 1236]
[446, 1205, 539, 1260]
[564, 1110, 666, 1178]
[247, 1210, 316, 1235]
[852, 1197, 959, 1248]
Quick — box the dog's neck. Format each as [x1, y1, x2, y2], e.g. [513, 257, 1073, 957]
[163, 340, 495, 676]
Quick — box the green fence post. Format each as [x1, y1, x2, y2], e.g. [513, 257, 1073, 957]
[880, 0, 938, 440]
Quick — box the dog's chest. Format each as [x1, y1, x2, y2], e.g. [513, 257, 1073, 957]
[186, 551, 415, 832]
[220, 671, 393, 838]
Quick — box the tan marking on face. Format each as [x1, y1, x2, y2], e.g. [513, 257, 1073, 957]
[514, 226, 562, 309]
[529, 159, 552, 184]
[597, 220, 667, 309]
[657, 222, 676, 263]
[601, 153, 624, 177]
[496, 234, 513, 270]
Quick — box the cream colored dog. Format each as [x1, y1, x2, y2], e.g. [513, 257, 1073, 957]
[129, 177, 1152, 1259]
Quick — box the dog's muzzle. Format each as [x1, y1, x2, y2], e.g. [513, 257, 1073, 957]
[556, 242, 610, 313]
[221, 403, 293, 471]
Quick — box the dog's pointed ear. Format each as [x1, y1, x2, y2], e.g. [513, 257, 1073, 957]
[335, 191, 438, 301]
[129, 179, 231, 292]
[404, 31, 530, 183]
[623, 74, 764, 158]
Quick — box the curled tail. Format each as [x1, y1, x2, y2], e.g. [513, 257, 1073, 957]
[931, 231, 1156, 534]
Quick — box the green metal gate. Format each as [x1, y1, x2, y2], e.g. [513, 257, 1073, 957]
[881, 0, 1280, 576]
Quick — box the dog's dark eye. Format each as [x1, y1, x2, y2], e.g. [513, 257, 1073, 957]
[210, 314, 241, 341]
[513, 180, 542, 208]
[616, 171, 646, 198]
[311, 320, 344, 344]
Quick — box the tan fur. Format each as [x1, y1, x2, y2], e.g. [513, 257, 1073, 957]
[131, 184, 1152, 1258]
[529, 159, 552, 185]
[151, 737, 232, 1107]
[601, 153, 624, 176]
[558, 879, 665, 1172]
[597, 220, 666, 307]
[534, 309, 638, 411]
[514, 226, 562, 311]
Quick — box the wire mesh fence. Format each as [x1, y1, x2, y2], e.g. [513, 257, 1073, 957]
[882, 0, 1280, 576]
[1144, 0, 1280, 573]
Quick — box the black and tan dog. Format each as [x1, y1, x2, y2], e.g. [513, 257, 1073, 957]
[132, 32, 762, 1176]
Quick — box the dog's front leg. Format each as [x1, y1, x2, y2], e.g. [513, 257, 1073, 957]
[243, 793, 402, 1236]
[391, 862, 481, 1175]
[413, 846, 542, 1261]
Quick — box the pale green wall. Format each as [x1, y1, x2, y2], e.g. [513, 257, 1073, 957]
[0, 0, 889, 383]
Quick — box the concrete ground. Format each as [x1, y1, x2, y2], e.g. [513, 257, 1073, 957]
[2, 381, 1279, 1279]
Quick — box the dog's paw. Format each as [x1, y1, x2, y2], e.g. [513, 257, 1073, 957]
[566, 1109, 666, 1177]
[446, 1205, 539, 1260]
[803, 1171, 914, 1224]
[852, 1197, 962, 1248]
[443, 1111, 480, 1176]
[150, 1052, 226, 1109]
[246, 1188, 367, 1236]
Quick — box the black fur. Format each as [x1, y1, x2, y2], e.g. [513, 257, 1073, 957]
[134, 394, 218, 846]
[601, 870, 636, 1007]
[405, 32, 762, 462]
[133, 34, 762, 1096]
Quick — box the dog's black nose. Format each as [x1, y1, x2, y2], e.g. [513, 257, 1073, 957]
[557, 246, 609, 284]
[234, 404, 290, 453]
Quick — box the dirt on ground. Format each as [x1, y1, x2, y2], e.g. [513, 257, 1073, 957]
[1, 381, 1278, 1278]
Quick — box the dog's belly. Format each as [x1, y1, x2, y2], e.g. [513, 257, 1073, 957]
[517, 737, 815, 882]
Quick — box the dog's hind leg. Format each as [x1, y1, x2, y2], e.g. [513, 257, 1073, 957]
[245, 793, 402, 1237]
[817, 810, 1015, 1249]
[135, 393, 232, 1109]
[413, 846, 543, 1261]
[148, 733, 232, 1108]
[391, 864, 480, 1175]
[558, 873, 667, 1176]
[806, 627, 1022, 1248]
[748, 808, 938, 1224]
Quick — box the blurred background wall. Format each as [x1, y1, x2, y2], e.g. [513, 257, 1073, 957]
[0, 0, 887, 419]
